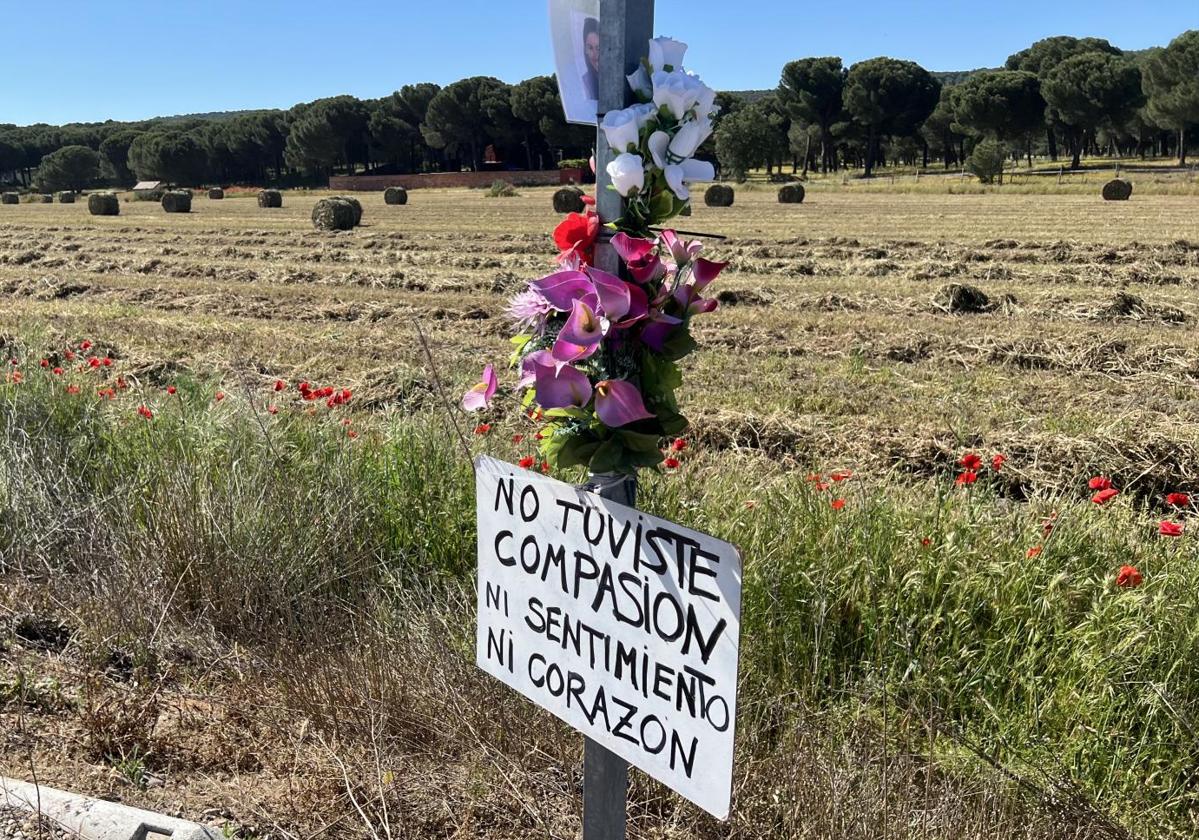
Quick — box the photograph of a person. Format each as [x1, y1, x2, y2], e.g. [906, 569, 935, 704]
[550, 0, 601, 124]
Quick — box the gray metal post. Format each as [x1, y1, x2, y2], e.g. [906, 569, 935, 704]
[587, 7, 653, 836]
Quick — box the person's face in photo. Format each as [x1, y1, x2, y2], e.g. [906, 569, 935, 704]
[585, 30, 600, 74]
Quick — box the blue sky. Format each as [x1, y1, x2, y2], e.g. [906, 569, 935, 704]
[0, 1, 1192, 125]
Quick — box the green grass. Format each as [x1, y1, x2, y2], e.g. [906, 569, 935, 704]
[3, 344, 1198, 836]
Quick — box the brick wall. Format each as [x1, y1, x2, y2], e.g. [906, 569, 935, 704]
[328, 170, 576, 191]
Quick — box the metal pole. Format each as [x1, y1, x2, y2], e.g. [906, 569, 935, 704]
[586, 4, 653, 838]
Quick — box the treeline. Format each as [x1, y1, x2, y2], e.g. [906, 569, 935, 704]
[713, 31, 1199, 179]
[0, 76, 594, 191]
[2, 31, 1197, 192]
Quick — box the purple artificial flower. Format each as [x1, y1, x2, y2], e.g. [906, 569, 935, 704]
[613, 232, 664, 283]
[659, 230, 703, 267]
[534, 361, 593, 409]
[640, 313, 683, 352]
[553, 299, 604, 362]
[531, 270, 596, 312]
[462, 365, 497, 411]
[690, 258, 727, 292]
[518, 349, 557, 388]
[586, 267, 632, 321]
[594, 379, 655, 427]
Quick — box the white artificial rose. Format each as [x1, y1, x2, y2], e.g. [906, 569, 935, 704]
[627, 65, 653, 99]
[694, 80, 717, 118]
[668, 116, 713, 161]
[632, 102, 659, 128]
[663, 158, 715, 201]
[648, 37, 688, 72]
[646, 131, 670, 169]
[652, 70, 703, 120]
[607, 153, 645, 197]
[601, 108, 641, 154]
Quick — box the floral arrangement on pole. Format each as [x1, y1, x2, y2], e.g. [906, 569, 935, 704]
[462, 38, 724, 475]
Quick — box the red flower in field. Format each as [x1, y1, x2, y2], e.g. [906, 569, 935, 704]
[136, 405, 152, 420]
[39, 359, 49, 368]
[347, 429, 359, 440]
[540, 461, 550, 474]
[64, 351, 75, 361]
[88, 357, 100, 368]
[267, 404, 278, 415]
[214, 391, 225, 402]
[1165, 492, 1190, 508]
[1115, 564, 1143, 589]
[511, 434, 524, 444]
[519, 456, 535, 469]
[1092, 487, 1119, 505]
[664, 457, 681, 469]
[814, 481, 830, 491]
[553, 212, 600, 265]
[830, 498, 846, 510]
[920, 537, 932, 548]
[166, 385, 177, 395]
[1089, 475, 1112, 491]
[474, 423, 491, 436]
[1041, 514, 1058, 536]
[116, 377, 127, 390]
[52, 367, 63, 376]
[1159, 521, 1183, 537]
[341, 389, 352, 401]
[955, 470, 978, 486]
[299, 381, 310, 392]
[671, 438, 688, 452]
[805, 473, 822, 483]
[831, 470, 853, 482]
[274, 379, 285, 391]
[326, 398, 336, 408]
[66, 384, 80, 394]
[341, 418, 352, 426]
[102, 357, 112, 367]
[959, 452, 982, 471]
[991, 454, 1006, 471]
[1026, 546, 1043, 559]
[10, 372, 22, 383]
[80, 340, 92, 351]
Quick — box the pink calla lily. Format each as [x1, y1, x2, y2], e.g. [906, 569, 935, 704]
[691, 258, 727, 292]
[586, 267, 632, 321]
[518, 350, 557, 388]
[462, 365, 497, 411]
[594, 379, 655, 427]
[613, 233, 665, 283]
[659, 230, 703, 266]
[531, 270, 596, 312]
[535, 361, 593, 409]
[559, 299, 605, 346]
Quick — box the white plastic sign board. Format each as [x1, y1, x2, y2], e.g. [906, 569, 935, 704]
[474, 455, 742, 819]
[549, 0, 601, 125]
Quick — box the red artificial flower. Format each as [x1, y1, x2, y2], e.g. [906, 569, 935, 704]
[511, 434, 524, 444]
[991, 454, 1006, 471]
[1026, 546, 1043, 559]
[552, 212, 600, 265]
[214, 391, 226, 402]
[831, 470, 852, 482]
[274, 379, 286, 391]
[519, 456, 535, 469]
[267, 404, 278, 415]
[1115, 564, 1143, 589]
[1092, 488, 1119, 505]
[166, 385, 177, 395]
[830, 498, 846, 510]
[39, 359, 49, 368]
[52, 367, 63, 376]
[1089, 476, 1112, 491]
[1159, 521, 1184, 537]
[671, 438, 688, 452]
[664, 457, 681, 469]
[955, 471, 978, 486]
[474, 423, 491, 435]
[1165, 492, 1190, 508]
[959, 452, 982, 471]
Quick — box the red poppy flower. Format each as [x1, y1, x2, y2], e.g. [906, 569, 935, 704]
[137, 405, 153, 420]
[326, 398, 336, 408]
[664, 457, 681, 469]
[1026, 546, 1043, 559]
[102, 357, 112, 367]
[1042, 515, 1057, 536]
[920, 537, 932, 547]
[955, 471, 978, 486]
[552, 212, 600, 265]
[671, 439, 688, 452]
[511, 434, 524, 444]
[1159, 521, 1183, 537]
[39, 359, 49, 368]
[991, 454, 1006, 471]
[347, 429, 359, 440]
[814, 481, 830, 491]
[1115, 564, 1143, 589]
[52, 367, 63, 376]
[830, 498, 846, 510]
[299, 381, 310, 392]
[80, 340, 92, 350]
[64, 351, 76, 361]
[519, 456, 535, 469]
[274, 379, 285, 391]
[1092, 488, 1118, 505]
[959, 452, 982, 471]
[166, 385, 177, 395]
[1089, 476, 1112, 491]
[66, 384, 80, 394]
[540, 461, 550, 474]
[1165, 492, 1190, 508]
[805, 473, 822, 483]
[831, 470, 852, 482]
[267, 404, 278, 415]
[88, 357, 100, 368]
[474, 423, 491, 435]
[116, 377, 127, 390]
[215, 391, 226, 402]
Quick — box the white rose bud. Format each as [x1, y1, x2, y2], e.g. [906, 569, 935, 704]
[668, 116, 714, 161]
[607, 153, 645, 197]
[652, 69, 702, 120]
[663, 158, 715, 201]
[601, 108, 642, 154]
[627, 65, 653, 100]
[648, 37, 688, 72]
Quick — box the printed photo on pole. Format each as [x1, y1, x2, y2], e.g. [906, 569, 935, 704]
[474, 455, 743, 820]
[549, 0, 602, 125]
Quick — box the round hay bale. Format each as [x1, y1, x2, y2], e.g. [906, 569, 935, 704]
[312, 197, 356, 231]
[1, 192, 18, 205]
[704, 184, 735, 207]
[383, 186, 408, 205]
[57, 191, 76, 204]
[258, 189, 282, 208]
[778, 183, 805, 204]
[1102, 179, 1132, 201]
[161, 190, 192, 213]
[87, 192, 120, 216]
[39, 194, 53, 203]
[208, 187, 225, 200]
[553, 187, 586, 214]
[333, 195, 363, 226]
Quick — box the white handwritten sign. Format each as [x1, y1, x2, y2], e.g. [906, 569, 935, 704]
[474, 455, 742, 819]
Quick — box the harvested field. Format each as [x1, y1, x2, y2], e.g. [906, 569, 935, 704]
[2, 187, 1198, 493]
